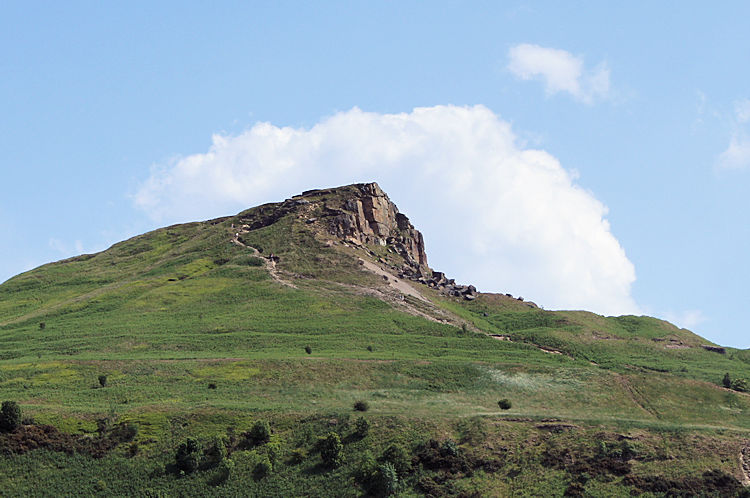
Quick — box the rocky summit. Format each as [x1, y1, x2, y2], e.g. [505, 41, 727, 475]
[233, 182, 481, 301]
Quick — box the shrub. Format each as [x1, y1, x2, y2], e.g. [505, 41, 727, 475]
[320, 432, 344, 468]
[498, 398, 512, 410]
[376, 462, 399, 496]
[305, 346, 312, 354]
[440, 439, 459, 457]
[246, 420, 271, 446]
[353, 400, 369, 412]
[98, 375, 107, 388]
[380, 444, 411, 477]
[254, 458, 272, 479]
[266, 440, 282, 466]
[0, 401, 21, 432]
[354, 416, 370, 438]
[203, 436, 227, 468]
[723, 373, 732, 388]
[175, 438, 201, 474]
[731, 378, 748, 392]
[211, 459, 234, 486]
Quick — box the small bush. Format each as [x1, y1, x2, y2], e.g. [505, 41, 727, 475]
[380, 444, 411, 477]
[253, 458, 272, 479]
[203, 436, 227, 468]
[98, 375, 107, 388]
[440, 439, 459, 457]
[175, 438, 201, 474]
[376, 462, 399, 496]
[128, 442, 139, 457]
[246, 420, 271, 446]
[354, 417, 370, 438]
[353, 400, 369, 412]
[211, 459, 234, 486]
[320, 432, 344, 468]
[498, 398, 512, 410]
[305, 346, 312, 354]
[0, 401, 21, 432]
[723, 373, 732, 388]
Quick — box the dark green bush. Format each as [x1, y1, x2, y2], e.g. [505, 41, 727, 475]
[0, 401, 21, 432]
[380, 444, 411, 477]
[440, 439, 459, 457]
[498, 398, 512, 410]
[320, 432, 343, 468]
[254, 458, 272, 479]
[175, 438, 201, 474]
[376, 462, 399, 496]
[354, 400, 369, 412]
[203, 436, 227, 468]
[246, 420, 271, 446]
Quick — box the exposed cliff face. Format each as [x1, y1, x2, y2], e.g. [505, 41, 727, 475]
[323, 182, 428, 267]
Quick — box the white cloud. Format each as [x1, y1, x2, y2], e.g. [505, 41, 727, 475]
[507, 43, 610, 104]
[662, 309, 706, 331]
[717, 133, 750, 170]
[135, 105, 639, 316]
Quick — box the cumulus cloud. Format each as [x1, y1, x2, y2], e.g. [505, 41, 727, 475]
[507, 43, 610, 104]
[135, 105, 638, 315]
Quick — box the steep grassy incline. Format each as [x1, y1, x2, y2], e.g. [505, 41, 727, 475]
[1, 183, 749, 496]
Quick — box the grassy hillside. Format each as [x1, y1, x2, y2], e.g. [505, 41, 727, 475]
[1, 185, 749, 496]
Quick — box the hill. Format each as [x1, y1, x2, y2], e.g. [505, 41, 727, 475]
[1, 182, 749, 496]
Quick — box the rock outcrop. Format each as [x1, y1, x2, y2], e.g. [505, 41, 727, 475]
[323, 183, 428, 267]
[234, 181, 480, 300]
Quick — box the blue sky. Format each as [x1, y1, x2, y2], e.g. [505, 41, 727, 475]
[2, 2, 750, 347]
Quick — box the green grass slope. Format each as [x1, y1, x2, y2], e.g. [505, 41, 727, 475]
[1, 185, 749, 496]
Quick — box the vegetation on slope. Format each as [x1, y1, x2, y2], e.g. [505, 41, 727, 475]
[1, 185, 749, 496]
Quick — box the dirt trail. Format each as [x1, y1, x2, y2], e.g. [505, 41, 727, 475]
[231, 235, 296, 289]
[740, 443, 750, 486]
